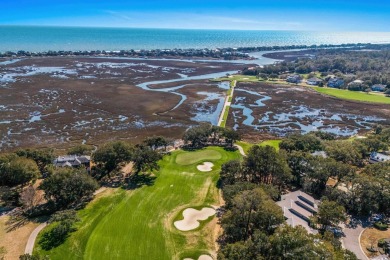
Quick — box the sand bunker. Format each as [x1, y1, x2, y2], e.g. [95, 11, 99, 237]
[197, 162, 214, 172]
[184, 255, 213, 260]
[174, 207, 216, 231]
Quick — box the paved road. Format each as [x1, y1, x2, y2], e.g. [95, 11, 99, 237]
[341, 221, 369, 260]
[25, 222, 47, 255]
[217, 80, 236, 127]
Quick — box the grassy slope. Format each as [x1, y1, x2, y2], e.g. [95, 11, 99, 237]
[175, 149, 222, 165]
[260, 140, 282, 151]
[315, 87, 390, 104]
[35, 147, 241, 260]
[237, 140, 281, 154]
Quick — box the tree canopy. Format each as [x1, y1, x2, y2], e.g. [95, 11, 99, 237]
[40, 168, 99, 209]
[92, 141, 134, 178]
[0, 155, 40, 186]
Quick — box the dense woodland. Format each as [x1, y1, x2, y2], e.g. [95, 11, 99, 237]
[243, 47, 390, 93]
[217, 126, 390, 259]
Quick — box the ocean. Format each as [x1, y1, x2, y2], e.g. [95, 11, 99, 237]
[1, 26, 390, 52]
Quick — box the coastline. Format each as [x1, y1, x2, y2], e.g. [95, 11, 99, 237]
[1, 43, 389, 61]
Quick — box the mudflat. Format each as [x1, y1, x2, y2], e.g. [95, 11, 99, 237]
[228, 82, 390, 141]
[0, 57, 245, 151]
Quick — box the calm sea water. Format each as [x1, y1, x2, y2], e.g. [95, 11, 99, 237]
[1, 26, 390, 52]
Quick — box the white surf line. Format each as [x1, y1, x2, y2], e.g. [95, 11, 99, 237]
[217, 80, 236, 127]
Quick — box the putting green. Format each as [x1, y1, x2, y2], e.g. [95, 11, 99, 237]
[34, 147, 240, 260]
[175, 150, 222, 166]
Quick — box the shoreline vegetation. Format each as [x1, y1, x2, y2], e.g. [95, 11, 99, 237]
[1, 43, 389, 60]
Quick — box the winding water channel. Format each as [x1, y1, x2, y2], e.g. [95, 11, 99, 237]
[131, 53, 386, 136]
[133, 53, 279, 123]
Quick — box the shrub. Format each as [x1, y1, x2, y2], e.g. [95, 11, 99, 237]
[378, 239, 386, 247]
[374, 221, 388, 231]
[38, 210, 80, 250]
[39, 220, 75, 250]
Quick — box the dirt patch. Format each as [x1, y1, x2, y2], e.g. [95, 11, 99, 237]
[121, 162, 134, 175]
[0, 216, 40, 259]
[360, 227, 390, 258]
[197, 162, 214, 172]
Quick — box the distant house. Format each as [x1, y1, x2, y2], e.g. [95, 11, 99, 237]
[369, 152, 390, 164]
[347, 79, 364, 90]
[53, 155, 91, 169]
[327, 77, 344, 88]
[311, 151, 327, 158]
[306, 77, 323, 86]
[286, 74, 302, 84]
[371, 84, 387, 92]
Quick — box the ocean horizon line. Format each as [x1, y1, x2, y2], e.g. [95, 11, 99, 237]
[1, 27, 390, 53]
[1, 25, 390, 33]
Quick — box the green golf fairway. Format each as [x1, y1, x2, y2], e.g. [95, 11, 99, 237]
[35, 147, 240, 260]
[175, 149, 222, 166]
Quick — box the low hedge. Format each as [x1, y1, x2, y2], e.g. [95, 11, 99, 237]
[374, 221, 389, 231]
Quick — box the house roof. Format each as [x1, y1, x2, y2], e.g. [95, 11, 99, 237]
[371, 84, 387, 89]
[349, 79, 364, 84]
[328, 77, 343, 82]
[53, 155, 91, 167]
[370, 152, 390, 163]
[287, 74, 301, 78]
[276, 190, 319, 235]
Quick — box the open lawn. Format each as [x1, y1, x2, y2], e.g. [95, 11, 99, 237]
[315, 87, 390, 104]
[259, 140, 281, 151]
[0, 215, 41, 259]
[175, 149, 222, 166]
[35, 147, 241, 260]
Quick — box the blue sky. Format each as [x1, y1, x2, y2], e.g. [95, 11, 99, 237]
[1, 0, 389, 31]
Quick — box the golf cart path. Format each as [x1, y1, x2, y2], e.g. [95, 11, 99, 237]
[341, 223, 368, 260]
[25, 222, 47, 254]
[217, 80, 236, 127]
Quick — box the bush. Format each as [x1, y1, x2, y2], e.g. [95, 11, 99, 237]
[19, 254, 49, 260]
[378, 239, 386, 247]
[1, 187, 21, 207]
[38, 210, 80, 250]
[39, 220, 75, 250]
[374, 221, 388, 231]
[49, 210, 79, 223]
